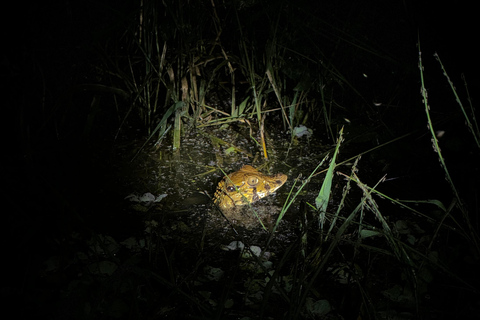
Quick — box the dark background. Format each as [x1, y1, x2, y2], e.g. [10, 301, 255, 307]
[2, 0, 478, 318]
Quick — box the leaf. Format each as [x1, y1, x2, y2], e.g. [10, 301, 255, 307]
[88, 260, 118, 275]
[292, 125, 312, 138]
[238, 96, 250, 116]
[225, 147, 236, 155]
[305, 298, 331, 316]
[315, 127, 344, 227]
[360, 229, 383, 238]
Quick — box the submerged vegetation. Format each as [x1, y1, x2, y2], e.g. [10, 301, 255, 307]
[8, 0, 479, 319]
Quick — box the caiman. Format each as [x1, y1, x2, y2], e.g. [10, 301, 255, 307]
[214, 165, 287, 211]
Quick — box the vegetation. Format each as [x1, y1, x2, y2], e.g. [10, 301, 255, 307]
[10, 0, 479, 319]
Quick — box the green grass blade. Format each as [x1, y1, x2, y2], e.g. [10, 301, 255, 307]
[315, 127, 344, 228]
[434, 53, 480, 149]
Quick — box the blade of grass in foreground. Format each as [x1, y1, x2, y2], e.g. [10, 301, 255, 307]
[418, 40, 480, 254]
[265, 155, 329, 251]
[315, 126, 344, 229]
[434, 53, 480, 149]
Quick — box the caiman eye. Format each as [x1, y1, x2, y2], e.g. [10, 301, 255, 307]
[247, 176, 259, 186]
